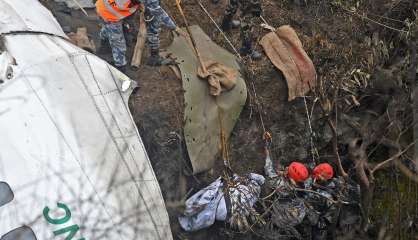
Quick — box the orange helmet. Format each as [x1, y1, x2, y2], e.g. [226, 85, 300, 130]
[287, 162, 309, 183]
[313, 163, 334, 181]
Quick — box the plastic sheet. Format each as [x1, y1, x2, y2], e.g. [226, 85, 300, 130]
[179, 173, 264, 231]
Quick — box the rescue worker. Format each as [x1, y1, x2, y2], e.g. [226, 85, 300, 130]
[144, 0, 179, 66]
[220, 0, 263, 60]
[288, 162, 310, 183]
[312, 163, 334, 183]
[306, 163, 337, 239]
[263, 132, 309, 191]
[96, 0, 142, 72]
[264, 151, 309, 193]
[263, 144, 310, 237]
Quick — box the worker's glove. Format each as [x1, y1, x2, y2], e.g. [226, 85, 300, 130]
[122, 22, 133, 34]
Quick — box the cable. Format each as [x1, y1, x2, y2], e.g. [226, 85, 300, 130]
[194, 0, 242, 60]
[192, 0, 278, 169]
[260, 15, 318, 164]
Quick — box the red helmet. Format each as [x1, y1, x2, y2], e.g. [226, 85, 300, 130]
[287, 162, 309, 183]
[313, 163, 334, 181]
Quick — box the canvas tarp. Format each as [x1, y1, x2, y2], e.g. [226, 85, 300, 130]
[0, 0, 172, 239]
[260, 25, 317, 101]
[166, 25, 247, 174]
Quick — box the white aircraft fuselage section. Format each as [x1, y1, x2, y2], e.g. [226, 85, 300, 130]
[0, 1, 172, 239]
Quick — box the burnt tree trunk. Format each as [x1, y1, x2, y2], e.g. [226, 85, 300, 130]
[348, 138, 372, 231]
[413, 78, 418, 170]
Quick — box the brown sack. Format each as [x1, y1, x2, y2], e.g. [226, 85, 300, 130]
[197, 60, 238, 96]
[260, 25, 316, 101]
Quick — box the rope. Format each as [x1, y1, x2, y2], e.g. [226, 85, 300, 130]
[70, 0, 89, 16]
[175, 0, 207, 72]
[175, 0, 232, 174]
[303, 94, 319, 165]
[193, 0, 271, 148]
[333, 4, 408, 33]
[251, 81, 266, 133]
[219, 109, 231, 168]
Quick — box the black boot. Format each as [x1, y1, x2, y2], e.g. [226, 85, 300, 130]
[240, 39, 262, 60]
[147, 49, 174, 66]
[221, 16, 233, 32]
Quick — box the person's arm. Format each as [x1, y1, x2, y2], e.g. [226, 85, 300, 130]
[264, 148, 278, 178]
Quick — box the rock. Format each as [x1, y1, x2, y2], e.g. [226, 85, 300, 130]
[67, 27, 96, 53]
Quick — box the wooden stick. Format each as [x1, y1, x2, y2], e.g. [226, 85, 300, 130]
[70, 0, 89, 16]
[131, 12, 147, 68]
[371, 141, 416, 174]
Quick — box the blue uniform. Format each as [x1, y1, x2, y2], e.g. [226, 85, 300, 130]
[99, 20, 127, 67]
[144, 0, 176, 50]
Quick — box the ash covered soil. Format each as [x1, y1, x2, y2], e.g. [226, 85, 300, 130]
[42, 0, 417, 239]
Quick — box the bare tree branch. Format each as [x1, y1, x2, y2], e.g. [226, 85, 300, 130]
[371, 141, 416, 174]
